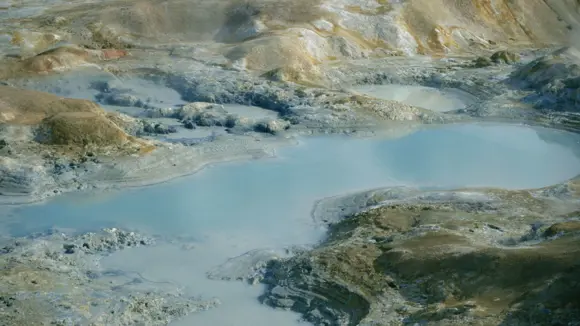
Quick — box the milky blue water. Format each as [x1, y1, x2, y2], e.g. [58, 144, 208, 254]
[10, 123, 580, 236]
[5, 123, 580, 326]
[351, 84, 477, 112]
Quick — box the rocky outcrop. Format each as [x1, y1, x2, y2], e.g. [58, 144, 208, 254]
[261, 181, 580, 325]
[509, 46, 580, 129]
[510, 47, 580, 97]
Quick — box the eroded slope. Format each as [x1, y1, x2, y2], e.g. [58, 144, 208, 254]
[2, 0, 580, 83]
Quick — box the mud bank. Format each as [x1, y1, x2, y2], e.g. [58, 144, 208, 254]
[4, 44, 580, 205]
[261, 178, 580, 326]
[0, 227, 218, 325]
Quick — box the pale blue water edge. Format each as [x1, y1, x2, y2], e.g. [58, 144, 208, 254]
[8, 123, 580, 239]
[4, 122, 580, 326]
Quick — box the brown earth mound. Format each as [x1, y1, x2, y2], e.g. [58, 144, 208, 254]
[0, 86, 149, 153]
[0, 85, 101, 125]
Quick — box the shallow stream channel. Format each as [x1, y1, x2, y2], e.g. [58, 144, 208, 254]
[4, 122, 580, 325]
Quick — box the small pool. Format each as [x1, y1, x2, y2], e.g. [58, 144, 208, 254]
[11, 68, 187, 110]
[351, 84, 478, 112]
[221, 103, 278, 120]
[6, 123, 580, 325]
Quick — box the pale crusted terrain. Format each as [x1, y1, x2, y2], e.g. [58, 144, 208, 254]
[0, 85, 156, 201]
[1, 1, 580, 325]
[0, 228, 219, 325]
[262, 179, 580, 326]
[0, 84, 283, 203]
[508, 46, 580, 130]
[2, 0, 580, 81]
[0, 65, 445, 203]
